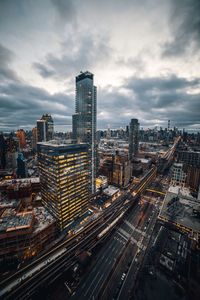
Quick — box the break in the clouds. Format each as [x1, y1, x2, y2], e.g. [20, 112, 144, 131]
[0, 0, 199, 132]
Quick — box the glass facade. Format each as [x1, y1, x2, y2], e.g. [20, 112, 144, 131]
[72, 71, 97, 194]
[37, 142, 89, 230]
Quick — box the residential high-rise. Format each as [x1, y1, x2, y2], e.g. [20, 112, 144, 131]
[41, 114, 54, 141]
[37, 114, 54, 143]
[32, 127, 38, 151]
[16, 129, 26, 150]
[6, 134, 18, 169]
[72, 71, 97, 194]
[37, 119, 46, 142]
[129, 119, 139, 159]
[37, 142, 89, 230]
[171, 163, 186, 187]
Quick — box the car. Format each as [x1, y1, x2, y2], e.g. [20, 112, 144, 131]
[121, 273, 126, 280]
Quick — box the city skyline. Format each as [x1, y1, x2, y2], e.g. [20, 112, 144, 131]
[0, 0, 200, 132]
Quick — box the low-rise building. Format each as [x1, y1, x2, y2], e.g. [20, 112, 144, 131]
[159, 185, 200, 245]
[0, 207, 56, 260]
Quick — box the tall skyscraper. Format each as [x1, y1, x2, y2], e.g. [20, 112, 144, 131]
[37, 114, 54, 142]
[129, 118, 139, 159]
[72, 71, 97, 194]
[37, 142, 89, 230]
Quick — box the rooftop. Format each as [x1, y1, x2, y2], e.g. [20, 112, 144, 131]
[0, 211, 33, 233]
[33, 207, 55, 233]
[37, 141, 88, 152]
[0, 177, 40, 187]
[103, 185, 120, 196]
[159, 185, 200, 233]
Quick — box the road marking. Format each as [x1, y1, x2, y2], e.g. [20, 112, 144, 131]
[118, 228, 130, 239]
[124, 220, 136, 231]
[116, 232, 128, 241]
[84, 271, 100, 297]
[90, 274, 104, 299]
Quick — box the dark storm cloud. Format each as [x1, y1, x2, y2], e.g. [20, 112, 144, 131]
[126, 75, 200, 125]
[33, 33, 111, 80]
[128, 75, 200, 91]
[0, 81, 74, 130]
[0, 44, 74, 130]
[163, 0, 200, 56]
[97, 74, 200, 128]
[0, 44, 19, 81]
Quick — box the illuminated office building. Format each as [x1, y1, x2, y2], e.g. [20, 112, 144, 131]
[37, 142, 89, 230]
[72, 71, 97, 194]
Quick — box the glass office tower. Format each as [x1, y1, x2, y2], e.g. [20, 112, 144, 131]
[72, 71, 97, 194]
[37, 142, 89, 230]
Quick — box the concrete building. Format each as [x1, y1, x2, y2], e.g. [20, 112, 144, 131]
[5, 135, 18, 169]
[37, 114, 54, 143]
[159, 185, 200, 238]
[37, 141, 89, 230]
[0, 207, 56, 260]
[171, 163, 186, 187]
[99, 153, 131, 188]
[178, 151, 200, 167]
[32, 127, 38, 151]
[37, 119, 46, 142]
[72, 71, 97, 194]
[16, 129, 26, 150]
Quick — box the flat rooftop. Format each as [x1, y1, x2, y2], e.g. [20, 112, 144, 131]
[159, 185, 200, 233]
[0, 177, 40, 187]
[0, 211, 33, 233]
[33, 207, 55, 233]
[103, 185, 119, 196]
[0, 207, 55, 235]
[0, 196, 17, 209]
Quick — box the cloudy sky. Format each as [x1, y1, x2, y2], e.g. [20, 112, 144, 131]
[0, 0, 200, 132]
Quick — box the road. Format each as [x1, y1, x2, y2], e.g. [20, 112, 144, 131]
[72, 200, 156, 300]
[116, 203, 158, 300]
